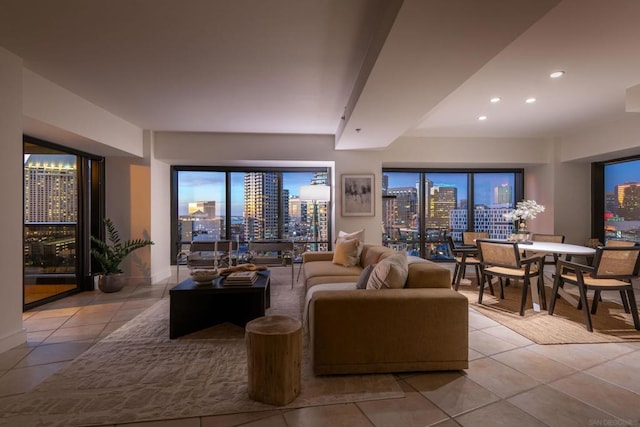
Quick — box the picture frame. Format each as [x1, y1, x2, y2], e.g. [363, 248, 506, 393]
[341, 174, 375, 216]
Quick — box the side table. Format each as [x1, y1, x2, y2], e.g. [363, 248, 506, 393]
[245, 315, 302, 405]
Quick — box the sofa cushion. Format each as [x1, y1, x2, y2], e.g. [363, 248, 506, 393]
[303, 260, 363, 290]
[361, 245, 396, 268]
[366, 252, 409, 289]
[356, 264, 375, 289]
[332, 238, 360, 267]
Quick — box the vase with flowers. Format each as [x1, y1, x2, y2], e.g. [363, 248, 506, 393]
[503, 199, 545, 241]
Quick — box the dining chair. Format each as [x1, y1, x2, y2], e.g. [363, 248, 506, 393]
[548, 245, 640, 332]
[530, 233, 566, 265]
[447, 236, 482, 290]
[476, 239, 544, 316]
[605, 239, 637, 247]
[462, 231, 489, 246]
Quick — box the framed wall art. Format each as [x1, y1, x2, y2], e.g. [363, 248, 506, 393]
[341, 174, 374, 216]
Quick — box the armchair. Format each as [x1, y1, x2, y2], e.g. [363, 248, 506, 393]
[477, 239, 544, 316]
[447, 236, 481, 290]
[549, 245, 640, 332]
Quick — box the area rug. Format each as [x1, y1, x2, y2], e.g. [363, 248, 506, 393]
[0, 268, 403, 427]
[457, 277, 640, 344]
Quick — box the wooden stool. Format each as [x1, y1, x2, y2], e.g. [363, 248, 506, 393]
[245, 315, 302, 405]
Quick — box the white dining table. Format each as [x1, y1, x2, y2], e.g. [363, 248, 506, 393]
[517, 241, 596, 311]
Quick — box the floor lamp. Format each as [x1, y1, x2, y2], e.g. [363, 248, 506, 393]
[298, 184, 331, 279]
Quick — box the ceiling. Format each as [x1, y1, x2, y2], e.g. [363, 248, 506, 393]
[1, 0, 639, 151]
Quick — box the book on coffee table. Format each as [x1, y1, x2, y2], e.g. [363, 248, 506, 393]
[224, 271, 258, 285]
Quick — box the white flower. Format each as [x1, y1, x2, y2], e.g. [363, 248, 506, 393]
[503, 199, 545, 222]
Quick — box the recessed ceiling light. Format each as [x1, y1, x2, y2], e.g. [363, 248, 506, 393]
[550, 70, 565, 78]
[490, 97, 501, 103]
[525, 97, 536, 104]
[478, 115, 487, 121]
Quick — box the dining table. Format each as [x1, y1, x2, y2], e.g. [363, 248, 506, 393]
[517, 241, 596, 311]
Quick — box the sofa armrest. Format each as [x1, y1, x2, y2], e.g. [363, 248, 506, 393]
[303, 251, 334, 263]
[405, 262, 451, 289]
[309, 288, 468, 374]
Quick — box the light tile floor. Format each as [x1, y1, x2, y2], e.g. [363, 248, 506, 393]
[0, 267, 639, 427]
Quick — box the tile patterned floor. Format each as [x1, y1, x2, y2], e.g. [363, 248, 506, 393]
[0, 267, 639, 426]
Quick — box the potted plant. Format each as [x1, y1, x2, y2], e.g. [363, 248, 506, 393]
[91, 218, 154, 293]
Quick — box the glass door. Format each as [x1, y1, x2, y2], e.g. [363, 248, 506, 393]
[24, 139, 103, 309]
[24, 142, 79, 305]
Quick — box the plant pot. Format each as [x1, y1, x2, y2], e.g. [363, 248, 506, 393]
[97, 273, 126, 293]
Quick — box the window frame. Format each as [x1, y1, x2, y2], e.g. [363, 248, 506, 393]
[170, 165, 332, 264]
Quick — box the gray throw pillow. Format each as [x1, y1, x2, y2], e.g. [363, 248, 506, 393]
[356, 264, 375, 289]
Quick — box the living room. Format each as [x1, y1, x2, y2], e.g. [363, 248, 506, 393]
[1, 0, 640, 424]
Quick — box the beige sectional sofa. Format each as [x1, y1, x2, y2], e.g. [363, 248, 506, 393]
[302, 244, 469, 375]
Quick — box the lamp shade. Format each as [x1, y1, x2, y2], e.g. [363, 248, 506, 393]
[299, 184, 330, 202]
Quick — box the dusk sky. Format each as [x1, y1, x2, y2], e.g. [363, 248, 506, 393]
[605, 159, 640, 192]
[385, 172, 515, 207]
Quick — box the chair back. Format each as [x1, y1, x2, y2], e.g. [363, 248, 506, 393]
[592, 246, 640, 279]
[605, 240, 637, 247]
[477, 240, 521, 269]
[462, 232, 489, 246]
[446, 235, 457, 255]
[531, 234, 565, 243]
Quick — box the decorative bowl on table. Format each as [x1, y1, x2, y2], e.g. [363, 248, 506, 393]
[190, 269, 219, 285]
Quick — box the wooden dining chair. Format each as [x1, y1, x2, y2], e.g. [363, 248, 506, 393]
[548, 245, 640, 332]
[447, 236, 482, 290]
[462, 231, 489, 246]
[476, 239, 544, 316]
[605, 239, 637, 247]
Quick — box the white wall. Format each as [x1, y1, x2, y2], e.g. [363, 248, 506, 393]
[148, 131, 172, 282]
[0, 48, 27, 352]
[104, 152, 153, 282]
[22, 69, 143, 157]
[559, 114, 640, 162]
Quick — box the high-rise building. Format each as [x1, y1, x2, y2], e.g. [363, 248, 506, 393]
[428, 186, 457, 229]
[24, 154, 77, 223]
[188, 201, 215, 217]
[494, 183, 513, 206]
[450, 206, 514, 240]
[617, 182, 640, 220]
[244, 172, 279, 240]
[387, 186, 417, 228]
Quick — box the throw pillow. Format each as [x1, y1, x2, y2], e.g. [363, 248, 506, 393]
[338, 229, 365, 242]
[356, 264, 375, 289]
[366, 252, 409, 289]
[338, 229, 365, 259]
[332, 238, 360, 267]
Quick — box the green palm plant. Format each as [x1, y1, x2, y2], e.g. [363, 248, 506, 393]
[91, 218, 154, 275]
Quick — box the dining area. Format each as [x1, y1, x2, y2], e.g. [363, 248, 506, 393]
[448, 231, 640, 334]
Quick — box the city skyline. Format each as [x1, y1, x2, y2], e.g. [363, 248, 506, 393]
[178, 171, 318, 216]
[385, 172, 515, 207]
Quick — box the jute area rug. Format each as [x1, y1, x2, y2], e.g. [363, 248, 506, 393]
[456, 274, 640, 345]
[0, 268, 403, 427]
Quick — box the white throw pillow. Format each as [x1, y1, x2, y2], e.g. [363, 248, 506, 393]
[366, 252, 409, 289]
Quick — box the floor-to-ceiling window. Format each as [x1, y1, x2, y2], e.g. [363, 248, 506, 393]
[172, 167, 331, 264]
[24, 137, 103, 309]
[383, 169, 523, 260]
[593, 156, 640, 244]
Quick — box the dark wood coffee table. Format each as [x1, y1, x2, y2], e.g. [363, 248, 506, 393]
[169, 270, 270, 339]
